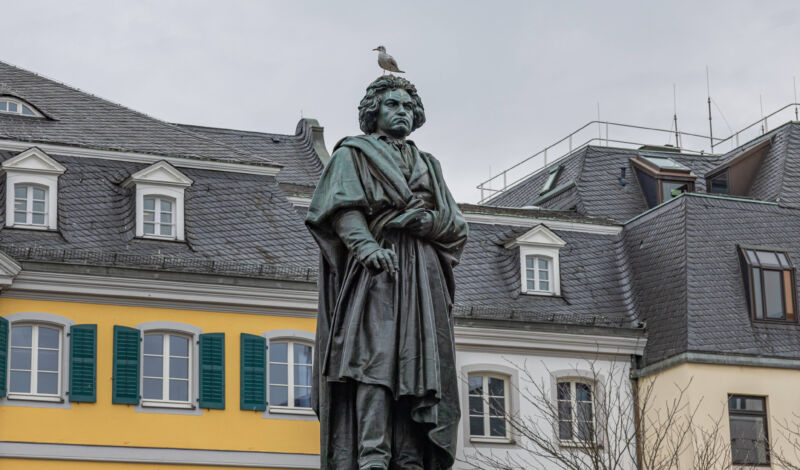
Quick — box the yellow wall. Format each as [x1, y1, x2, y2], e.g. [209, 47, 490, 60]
[0, 298, 320, 455]
[640, 362, 800, 469]
[0, 459, 292, 470]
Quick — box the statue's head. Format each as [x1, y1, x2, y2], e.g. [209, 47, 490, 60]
[358, 75, 426, 138]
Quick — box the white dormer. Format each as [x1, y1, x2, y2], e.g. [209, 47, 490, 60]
[505, 224, 566, 296]
[2, 147, 66, 230]
[122, 161, 192, 241]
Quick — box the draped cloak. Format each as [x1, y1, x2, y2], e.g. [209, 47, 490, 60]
[305, 135, 468, 469]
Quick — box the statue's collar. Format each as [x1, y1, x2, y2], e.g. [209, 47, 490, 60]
[372, 133, 416, 149]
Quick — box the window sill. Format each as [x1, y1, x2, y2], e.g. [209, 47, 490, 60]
[7, 393, 64, 403]
[141, 400, 194, 409]
[559, 440, 601, 450]
[469, 436, 514, 445]
[139, 235, 181, 242]
[5, 224, 54, 231]
[521, 290, 560, 297]
[268, 406, 315, 416]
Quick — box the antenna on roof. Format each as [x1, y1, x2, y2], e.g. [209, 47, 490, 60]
[794, 76, 798, 121]
[596, 102, 603, 145]
[760, 94, 767, 134]
[673, 83, 681, 148]
[706, 66, 714, 151]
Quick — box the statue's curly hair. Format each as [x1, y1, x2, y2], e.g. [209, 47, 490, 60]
[358, 75, 426, 134]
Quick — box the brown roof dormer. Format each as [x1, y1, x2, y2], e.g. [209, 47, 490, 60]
[631, 154, 697, 208]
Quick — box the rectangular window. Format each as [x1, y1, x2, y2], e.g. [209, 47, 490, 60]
[708, 169, 730, 194]
[142, 333, 191, 404]
[142, 196, 175, 238]
[268, 341, 312, 409]
[13, 184, 47, 226]
[468, 374, 509, 440]
[9, 324, 61, 397]
[557, 380, 595, 444]
[740, 247, 796, 323]
[525, 255, 553, 294]
[729, 395, 769, 465]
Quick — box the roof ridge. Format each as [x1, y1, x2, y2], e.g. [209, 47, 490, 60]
[175, 122, 301, 139]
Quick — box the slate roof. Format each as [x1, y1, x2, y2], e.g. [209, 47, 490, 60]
[177, 120, 325, 188]
[485, 145, 722, 222]
[0, 60, 279, 167]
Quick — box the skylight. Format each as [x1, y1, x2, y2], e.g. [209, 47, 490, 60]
[540, 166, 562, 194]
[639, 156, 690, 172]
[0, 97, 42, 117]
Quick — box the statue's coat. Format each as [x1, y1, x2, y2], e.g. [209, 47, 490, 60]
[306, 135, 468, 469]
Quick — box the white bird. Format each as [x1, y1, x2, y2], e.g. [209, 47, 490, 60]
[373, 46, 405, 74]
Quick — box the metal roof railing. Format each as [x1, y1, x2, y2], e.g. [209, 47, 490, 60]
[477, 102, 800, 204]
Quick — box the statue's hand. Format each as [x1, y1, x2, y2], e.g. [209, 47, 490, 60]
[363, 248, 399, 275]
[406, 211, 434, 238]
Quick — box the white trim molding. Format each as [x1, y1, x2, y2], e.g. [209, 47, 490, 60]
[0, 441, 320, 469]
[262, 329, 316, 421]
[505, 224, 566, 296]
[455, 326, 646, 356]
[461, 363, 520, 447]
[2, 147, 66, 230]
[286, 196, 312, 208]
[0, 139, 281, 176]
[0, 250, 21, 287]
[464, 212, 622, 235]
[123, 161, 192, 241]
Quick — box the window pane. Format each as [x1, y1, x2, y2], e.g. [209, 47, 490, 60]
[756, 251, 781, 268]
[538, 258, 548, 270]
[557, 382, 571, 400]
[270, 342, 288, 363]
[21, 106, 34, 116]
[143, 378, 162, 399]
[469, 396, 484, 415]
[559, 420, 573, 440]
[468, 376, 483, 396]
[143, 356, 163, 377]
[729, 396, 765, 412]
[39, 327, 59, 349]
[32, 201, 45, 213]
[489, 397, 505, 416]
[539, 268, 549, 281]
[488, 377, 505, 397]
[37, 372, 59, 394]
[169, 336, 189, 357]
[294, 344, 312, 365]
[159, 224, 172, 236]
[38, 349, 59, 372]
[169, 357, 189, 379]
[270, 385, 288, 406]
[777, 253, 790, 268]
[8, 102, 17, 112]
[160, 212, 172, 224]
[558, 400, 572, 421]
[11, 326, 32, 347]
[526, 256, 534, 269]
[143, 211, 155, 222]
[169, 379, 189, 401]
[269, 364, 287, 385]
[10, 348, 31, 370]
[294, 364, 311, 386]
[143, 223, 155, 234]
[14, 211, 26, 224]
[764, 270, 784, 319]
[576, 383, 592, 401]
[577, 416, 594, 441]
[32, 187, 46, 200]
[14, 185, 27, 199]
[539, 280, 550, 291]
[10, 371, 31, 393]
[577, 401, 594, 423]
[0, 101, 6, 111]
[661, 181, 688, 200]
[144, 198, 155, 210]
[526, 279, 536, 291]
[32, 213, 45, 225]
[143, 334, 163, 355]
[469, 416, 484, 436]
[730, 415, 769, 465]
[160, 199, 173, 212]
[746, 250, 759, 265]
[753, 268, 763, 319]
[489, 417, 506, 437]
[294, 386, 311, 408]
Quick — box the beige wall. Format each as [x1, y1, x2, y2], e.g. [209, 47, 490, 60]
[640, 362, 800, 469]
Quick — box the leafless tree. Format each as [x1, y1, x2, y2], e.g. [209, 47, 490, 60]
[460, 358, 753, 470]
[771, 414, 800, 470]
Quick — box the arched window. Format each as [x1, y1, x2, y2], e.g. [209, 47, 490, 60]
[268, 340, 312, 409]
[556, 379, 595, 443]
[9, 323, 61, 397]
[0, 97, 42, 117]
[3, 148, 65, 231]
[142, 332, 192, 405]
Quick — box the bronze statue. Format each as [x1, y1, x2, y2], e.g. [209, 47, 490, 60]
[306, 76, 468, 470]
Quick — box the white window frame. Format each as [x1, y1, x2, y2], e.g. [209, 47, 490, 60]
[123, 161, 192, 242]
[141, 332, 193, 408]
[550, 368, 605, 449]
[467, 372, 512, 443]
[12, 184, 48, 227]
[142, 195, 176, 239]
[525, 255, 554, 294]
[505, 224, 566, 296]
[262, 329, 316, 419]
[0, 97, 43, 117]
[268, 340, 313, 413]
[2, 148, 65, 231]
[1, 312, 74, 409]
[8, 323, 62, 401]
[556, 379, 596, 446]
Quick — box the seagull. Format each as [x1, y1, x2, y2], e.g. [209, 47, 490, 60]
[373, 46, 405, 74]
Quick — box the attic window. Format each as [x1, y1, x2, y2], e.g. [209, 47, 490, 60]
[540, 166, 562, 194]
[631, 155, 696, 208]
[122, 161, 192, 241]
[707, 169, 729, 195]
[505, 225, 566, 296]
[0, 97, 42, 117]
[739, 247, 796, 323]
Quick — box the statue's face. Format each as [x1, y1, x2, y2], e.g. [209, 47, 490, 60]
[376, 89, 415, 138]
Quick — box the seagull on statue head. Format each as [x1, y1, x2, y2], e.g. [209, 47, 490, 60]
[373, 46, 405, 74]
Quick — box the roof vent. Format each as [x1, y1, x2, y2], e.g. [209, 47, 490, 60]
[271, 137, 281, 143]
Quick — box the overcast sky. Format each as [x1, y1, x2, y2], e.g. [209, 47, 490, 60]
[3, 1, 799, 202]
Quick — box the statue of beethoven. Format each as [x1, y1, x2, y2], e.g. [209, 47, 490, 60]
[305, 75, 468, 470]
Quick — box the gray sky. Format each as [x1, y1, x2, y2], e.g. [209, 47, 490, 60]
[3, 0, 799, 202]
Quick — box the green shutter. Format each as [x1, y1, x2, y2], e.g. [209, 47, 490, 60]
[112, 325, 140, 405]
[69, 324, 97, 403]
[240, 333, 266, 411]
[0, 316, 8, 398]
[199, 333, 225, 409]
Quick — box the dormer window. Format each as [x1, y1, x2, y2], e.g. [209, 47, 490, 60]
[631, 155, 696, 208]
[2, 148, 65, 230]
[739, 246, 796, 323]
[540, 166, 562, 194]
[0, 97, 42, 117]
[122, 161, 192, 241]
[506, 225, 566, 296]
